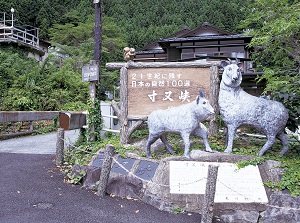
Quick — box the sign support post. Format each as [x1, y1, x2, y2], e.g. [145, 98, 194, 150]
[81, 0, 102, 141]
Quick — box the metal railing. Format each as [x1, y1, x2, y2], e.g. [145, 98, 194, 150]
[0, 21, 40, 50]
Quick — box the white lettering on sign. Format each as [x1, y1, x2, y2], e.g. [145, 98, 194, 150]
[127, 67, 211, 117]
[163, 91, 174, 101]
[83, 72, 96, 77]
[179, 90, 191, 102]
[130, 71, 195, 103]
[130, 72, 186, 88]
[146, 90, 191, 103]
[148, 90, 158, 103]
[169, 161, 268, 203]
[82, 65, 99, 82]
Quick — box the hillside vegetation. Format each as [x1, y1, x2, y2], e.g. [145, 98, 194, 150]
[0, 0, 251, 111]
[103, 0, 250, 49]
[0, 0, 298, 132]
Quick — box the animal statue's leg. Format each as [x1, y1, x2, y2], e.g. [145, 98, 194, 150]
[180, 132, 191, 158]
[258, 134, 276, 156]
[224, 127, 229, 148]
[277, 131, 289, 155]
[224, 125, 237, 153]
[160, 134, 175, 155]
[193, 124, 212, 152]
[146, 134, 160, 158]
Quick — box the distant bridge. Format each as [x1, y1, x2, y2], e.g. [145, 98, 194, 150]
[0, 10, 45, 56]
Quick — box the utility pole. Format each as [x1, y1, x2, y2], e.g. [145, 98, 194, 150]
[89, 0, 102, 102]
[94, 0, 102, 64]
[87, 0, 102, 141]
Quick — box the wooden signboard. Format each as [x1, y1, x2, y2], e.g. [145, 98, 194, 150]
[127, 67, 211, 117]
[106, 62, 219, 144]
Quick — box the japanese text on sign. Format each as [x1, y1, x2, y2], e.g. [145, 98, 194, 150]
[127, 67, 210, 116]
[169, 161, 269, 203]
[82, 65, 99, 82]
[130, 72, 193, 103]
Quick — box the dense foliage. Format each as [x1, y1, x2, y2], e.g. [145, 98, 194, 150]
[0, 0, 94, 39]
[103, 0, 251, 49]
[0, 46, 89, 111]
[0, 4, 125, 111]
[2, 0, 251, 49]
[239, 0, 300, 131]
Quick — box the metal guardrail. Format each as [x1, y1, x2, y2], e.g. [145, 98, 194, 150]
[13, 26, 39, 45]
[102, 114, 120, 133]
[0, 24, 40, 52]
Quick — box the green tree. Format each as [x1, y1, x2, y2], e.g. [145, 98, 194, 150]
[48, 14, 126, 101]
[103, 0, 251, 49]
[49, 15, 125, 62]
[0, 0, 92, 40]
[36, 7, 51, 39]
[0, 46, 38, 110]
[239, 0, 300, 131]
[0, 46, 89, 111]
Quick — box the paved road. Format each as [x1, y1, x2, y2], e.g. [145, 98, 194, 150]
[0, 130, 80, 154]
[0, 132, 201, 223]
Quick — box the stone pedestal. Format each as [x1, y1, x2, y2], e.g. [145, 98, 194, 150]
[73, 149, 296, 223]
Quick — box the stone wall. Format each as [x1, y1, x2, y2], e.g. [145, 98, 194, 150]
[73, 150, 300, 223]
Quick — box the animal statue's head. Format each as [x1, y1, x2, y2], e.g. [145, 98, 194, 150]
[220, 60, 243, 88]
[195, 91, 215, 117]
[123, 47, 135, 62]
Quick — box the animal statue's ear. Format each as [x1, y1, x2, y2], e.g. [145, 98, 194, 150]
[237, 62, 243, 68]
[196, 95, 200, 104]
[220, 60, 229, 68]
[123, 47, 129, 53]
[199, 91, 205, 98]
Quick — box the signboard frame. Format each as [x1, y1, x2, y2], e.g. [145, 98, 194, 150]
[107, 61, 219, 144]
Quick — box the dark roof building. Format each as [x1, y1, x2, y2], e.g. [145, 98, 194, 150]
[135, 22, 252, 64]
[134, 22, 265, 96]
